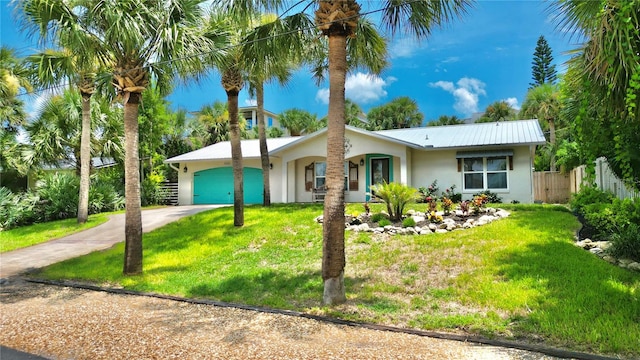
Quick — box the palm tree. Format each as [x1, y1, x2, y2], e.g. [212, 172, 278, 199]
[475, 100, 517, 123]
[319, 0, 471, 305]
[427, 115, 464, 126]
[278, 108, 320, 136]
[22, 47, 101, 224]
[20, 0, 225, 274]
[0, 47, 32, 178]
[243, 13, 307, 206]
[222, 0, 471, 305]
[521, 84, 561, 171]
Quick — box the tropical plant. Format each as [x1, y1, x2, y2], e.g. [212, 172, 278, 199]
[369, 182, 419, 222]
[0, 47, 32, 177]
[20, 0, 225, 274]
[529, 35, 557, 88]
[552, 0, 640, 190]
[520, 83, 561, 171]
[475, 100, 516, 123]
[278, 108, 321, 136]
[243, 12, 309, 206]
[221, 0, 471, 305]
[366, 96, 424, 130]
[427, 115, 464, 126]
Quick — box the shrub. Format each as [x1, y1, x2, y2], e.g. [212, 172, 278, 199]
[141, 172, 169, 206]
[441, 184, 462, 203]
[402, 217, 416, 228]
[580, 197, 640, 240]
[417, 180, 439, 203]
[441, 197, 453, 215]
[472, 194, 489, 214]
[369, 182, 420, 222]
[378, 218, 392, 227]
[472, 190, 502, 203]
[370, 212, 387, 223]
[569, 186, 614, 215]
[609, 224, 640, 262]
[35, 173, 80, 221]
[428, 211, 443, 223]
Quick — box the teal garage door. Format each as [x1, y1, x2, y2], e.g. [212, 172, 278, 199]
[193, 167, 263, 204]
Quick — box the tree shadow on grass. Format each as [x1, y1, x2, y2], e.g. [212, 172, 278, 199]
[494, 211, 640, 355]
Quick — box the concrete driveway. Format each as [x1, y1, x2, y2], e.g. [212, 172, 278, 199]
[0, 205, 222, 279]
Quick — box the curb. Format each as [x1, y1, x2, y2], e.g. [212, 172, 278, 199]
[25, 278, 619, 360]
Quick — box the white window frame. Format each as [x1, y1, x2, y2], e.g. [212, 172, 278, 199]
[314, 161, 350, 191]
[462, 156, 509, 192]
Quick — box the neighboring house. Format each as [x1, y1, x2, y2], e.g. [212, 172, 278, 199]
[240, 106, 281, 132]
[165, 120, 546, 205]
[28, 157, 117, 190]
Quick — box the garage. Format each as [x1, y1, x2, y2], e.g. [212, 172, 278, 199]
[193, 167, 263, 204]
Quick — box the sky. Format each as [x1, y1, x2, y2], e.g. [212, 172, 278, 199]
[0, 0, 580, 123]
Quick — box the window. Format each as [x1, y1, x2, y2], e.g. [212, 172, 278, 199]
[245, 117, 253, 130]
[268, 117, 273, 127]
[305, 161, 358, 191]
[462, 156, 508, 191]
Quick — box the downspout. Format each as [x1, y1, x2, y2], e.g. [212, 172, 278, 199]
[169, 163, 180, 172]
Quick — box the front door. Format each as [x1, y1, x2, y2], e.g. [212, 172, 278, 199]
[370, 158, 390, 186]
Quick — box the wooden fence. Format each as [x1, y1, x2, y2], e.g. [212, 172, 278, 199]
[160, 182, 179, 205]
[571, 157, 639, 200]
[533, 171, 571, 203]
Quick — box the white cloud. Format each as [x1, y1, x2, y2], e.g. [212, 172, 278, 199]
[316, 72, 393, 105]
[389, 38, 420, 59]
[429, 77, 487, 116]
[503, 97, 520, 110]
[244, 98, 257, 106]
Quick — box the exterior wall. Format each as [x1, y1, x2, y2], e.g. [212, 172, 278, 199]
[278, 129, 409, 203]
[240, 107, 281, 132]
[176, 158, 283, 205]
[410, 146, 535, 203]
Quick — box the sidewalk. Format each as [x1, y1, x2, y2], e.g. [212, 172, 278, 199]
[0, 205, 221, 279]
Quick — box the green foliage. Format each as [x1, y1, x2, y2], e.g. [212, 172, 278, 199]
[472, 190, 502, 204]
[417, 180, 438, 203]
[370, 212, 387, 223]
[441, 184, 461, 203]
[609, 224, 640, 262]
[402, 217, 416, 228]
[141, 172, 169, 207]
[529, 35, 557, 88]
[581, 198, 640, 240]
[277, 108, 320, 136]
[377, 218, 392, 227]
[427, 115, 464, 126]
[36, 173, 80, 221]
[369, 182, 420, 222]
[569, 186, 614, 215]
[475, 101, 517, 123]
[366, 97, 424, 130]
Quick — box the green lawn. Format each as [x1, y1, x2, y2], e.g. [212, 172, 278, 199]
[34, 203, 640, 358]
[0, 214, 110, 252]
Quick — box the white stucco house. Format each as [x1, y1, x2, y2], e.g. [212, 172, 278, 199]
[165, 119, 546, 205]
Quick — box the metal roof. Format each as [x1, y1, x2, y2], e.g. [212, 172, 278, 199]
[165, 137, 300, 163]
[375, 119, 545, 148]
[165, 120, 545, 163]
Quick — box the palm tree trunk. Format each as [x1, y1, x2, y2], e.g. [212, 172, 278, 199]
[123, 92, 143, 275]
[322, 33, 348, 305]
[227, 89, 244, 226]
[77, 93, 92, 224]
[549, 118, 557, 172]
[256, 83, 271, 206]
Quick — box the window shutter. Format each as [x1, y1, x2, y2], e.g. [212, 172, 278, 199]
[349, 161, 359, 191]
[305, 163, 314, 191]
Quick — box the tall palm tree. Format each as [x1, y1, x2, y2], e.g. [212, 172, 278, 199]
[243, 13, 308, 206]
[313, 0, 470, 305]
[0, 47, 32, 177]
[22, 47, 100, 224]
[222, 0, 471, 305]
[20, 0, 225, 274]
[521, 83, 561, 171]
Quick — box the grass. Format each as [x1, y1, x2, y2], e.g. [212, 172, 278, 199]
[34, 203, 640, 358]
[0, 213, 110, 253]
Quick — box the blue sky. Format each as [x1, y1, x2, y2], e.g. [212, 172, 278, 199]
[1, 1, 578, 122]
